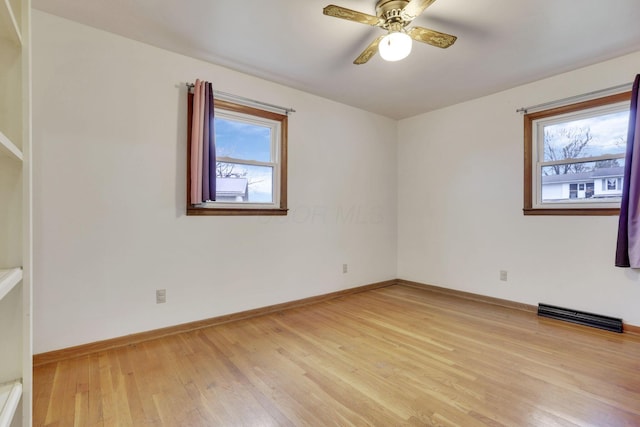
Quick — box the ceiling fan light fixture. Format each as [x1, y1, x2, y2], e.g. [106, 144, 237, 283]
[378, 31, 412, 61]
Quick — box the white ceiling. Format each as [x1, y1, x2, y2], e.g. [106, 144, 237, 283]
[32, 0, 640, 119]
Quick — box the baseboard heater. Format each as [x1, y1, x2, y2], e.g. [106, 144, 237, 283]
[537, 303, 623, 333]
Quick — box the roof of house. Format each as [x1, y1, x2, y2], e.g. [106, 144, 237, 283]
[590, 167, 625, 178]
[216, 177, 248, 196]
[542, 166, 624, 184]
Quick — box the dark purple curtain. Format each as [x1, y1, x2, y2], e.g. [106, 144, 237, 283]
[208, 82, 216, 200]
[202, 83, 211, 200]
[615, 74, 640, 267]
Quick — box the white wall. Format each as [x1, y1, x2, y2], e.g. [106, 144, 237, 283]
[32, 11, 398, 353]
[33, 10, 640, 353]
[398, 51, 640, 326]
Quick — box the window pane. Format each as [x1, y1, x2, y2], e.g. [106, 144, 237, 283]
[543, 110, 628, 161]
[541, 159, 624, 203]
[214, 117, 271, 162]
[215, 162, 273, 203]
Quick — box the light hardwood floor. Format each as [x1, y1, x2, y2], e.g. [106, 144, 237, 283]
[33, 285, 640, 426]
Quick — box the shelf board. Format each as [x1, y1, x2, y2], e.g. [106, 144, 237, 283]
[0, 380, 21, 427]
[0, 131, 22, 162]
[0, 0, 21, 45]
[0, 268, 22, 302]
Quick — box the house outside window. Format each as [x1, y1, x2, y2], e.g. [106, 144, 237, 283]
[524, 92, 630, 215]
[605, 177, 621, 191]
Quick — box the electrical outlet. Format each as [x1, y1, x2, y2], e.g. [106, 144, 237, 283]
[499, 270, 508, 282]
[343, 263, 348, 274]
[156, 289, 166, 304]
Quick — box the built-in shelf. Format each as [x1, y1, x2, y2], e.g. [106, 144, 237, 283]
[0, 0, 22, 45]
[0, 0, 29, 424]
[0, 131, 23, 162]
[0, 268, 22, 302]
[0, 380, 22, 427]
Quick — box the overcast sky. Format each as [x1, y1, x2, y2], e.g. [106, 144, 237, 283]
[544, 109, 629, 160]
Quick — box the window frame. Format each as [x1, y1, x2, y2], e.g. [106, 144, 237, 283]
[187, 99, 288, 216]
[523, 91, 630, 216]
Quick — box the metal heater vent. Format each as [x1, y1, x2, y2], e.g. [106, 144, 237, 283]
[537, 303, 623, 333]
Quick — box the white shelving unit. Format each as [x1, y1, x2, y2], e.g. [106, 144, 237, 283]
[0, 381, 22, 427]
[0, 0, 32, 425]
[0, 268, 22, 302]
[0, 132, 23, 162]
[0, 0, 22, 45]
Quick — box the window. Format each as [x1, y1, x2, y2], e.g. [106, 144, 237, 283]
[187, 99, 288, 216]
[524, 92, 630, 215]
[569, 184, 578, 199]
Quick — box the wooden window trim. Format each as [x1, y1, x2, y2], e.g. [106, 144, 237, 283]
[523, 91, 630, 216]
[186, 98, 288, 216]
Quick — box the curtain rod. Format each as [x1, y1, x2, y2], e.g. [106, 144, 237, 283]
[516, 82, 633, 114]
[186, 83, 296, 115]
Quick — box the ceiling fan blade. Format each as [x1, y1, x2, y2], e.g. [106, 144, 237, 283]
[354, 35, 385, 65]
[401, 0, 437, 21]
[408, 26, 457, 48]
[323, 5, 382, 26]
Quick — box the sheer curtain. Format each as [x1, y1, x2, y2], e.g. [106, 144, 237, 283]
[615, 74, 640, 267]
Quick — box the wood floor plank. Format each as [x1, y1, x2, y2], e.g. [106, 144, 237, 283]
[34, 285, 640, 426]
[32, 361, 56, 425]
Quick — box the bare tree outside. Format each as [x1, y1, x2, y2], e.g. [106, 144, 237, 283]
[216, 161, 265, 190]
[543, 126, 626, 176]
[215, 149, 262, 185]
[543, 127, 592, 175]
[594, 159, 621, 169]
[216, 161, 247, 178]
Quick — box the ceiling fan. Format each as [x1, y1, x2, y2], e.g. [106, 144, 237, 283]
[323, 0, 457, 64]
